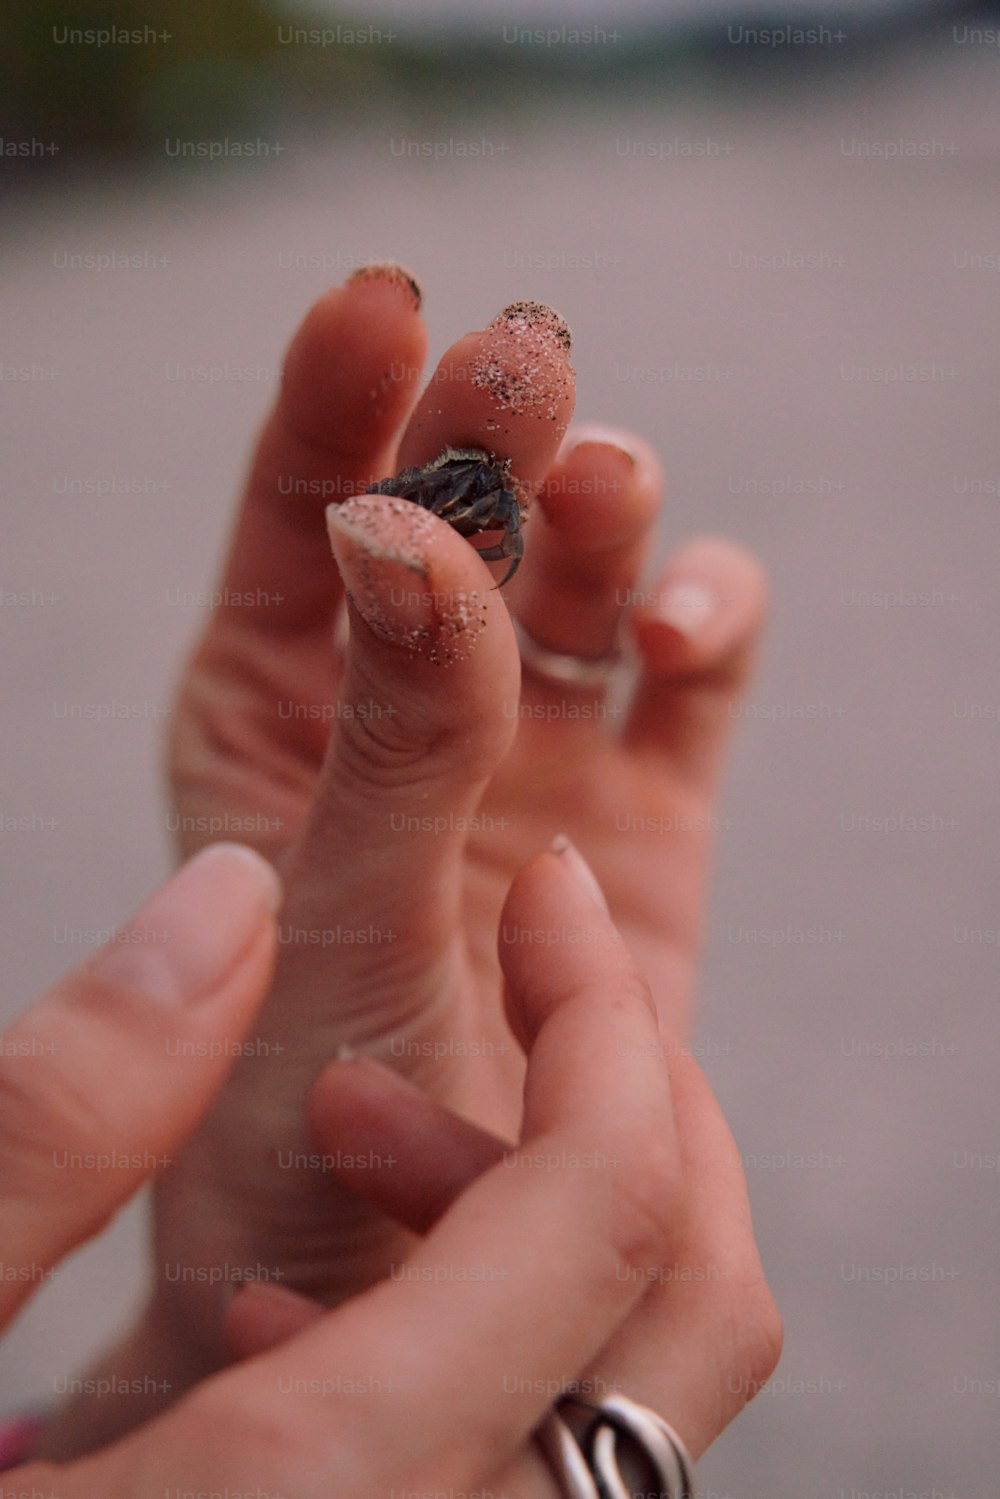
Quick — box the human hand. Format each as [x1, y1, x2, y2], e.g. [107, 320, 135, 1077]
[0, 844, 280, 1446]
[15, 843, 780, 1495]
[150, 266, 767, 1390]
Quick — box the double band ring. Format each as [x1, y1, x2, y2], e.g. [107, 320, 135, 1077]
[539, 1393, 696, 1498]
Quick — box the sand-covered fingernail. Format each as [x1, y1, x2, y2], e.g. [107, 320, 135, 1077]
[470, 300, 573, 421]
[346, 261, 423, 311]
[326, 496, 488, 666]
[488, 300, 571, 352]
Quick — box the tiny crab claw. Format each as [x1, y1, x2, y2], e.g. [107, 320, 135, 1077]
[372, 446, 525, 587]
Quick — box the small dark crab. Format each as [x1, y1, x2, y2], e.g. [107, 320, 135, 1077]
[372, 446, 525, 586]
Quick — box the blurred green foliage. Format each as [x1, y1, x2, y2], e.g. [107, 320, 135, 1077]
[4, 0, 388, 154]
[2, 0, 933, 177]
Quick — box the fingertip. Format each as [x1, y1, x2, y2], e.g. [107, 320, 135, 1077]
[396, 301, 576, 495]
[499, 840, 645, 1052]
[225, 1281, 323, 1361]
[623, 536, 770, 783]
[345, 260, 423, 312]
[628, 535, 769, 673]
[280, 273, 429, 452]
[324, 491, 506, 671]
[307, 1052, 506, 1236]
[499, 841, 609, 1051]
[195, 841, 284, 915]
[539, 424, 664, 544]
[506, 422, 663, 663]
[306, 1048, 390, 1145]
[85, 843, 281, 1010]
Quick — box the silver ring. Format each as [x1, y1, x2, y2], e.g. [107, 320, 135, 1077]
[538, 1394, 696, 1499]
[513, 618, 625, 689]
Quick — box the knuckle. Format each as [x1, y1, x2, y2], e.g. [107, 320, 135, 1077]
[173, 1383, 354, 1499]
[333, 697, 446, 790]
[723, 1272, 784, 1406]
[0, 1031, 101, 1177]
[7, 1466, 63, 1496]
[0, 1061, 45, 1184]
[0, 974, 166, 1197]
[0, 1042, 119, 1242]
[743, 1279, 785, 1389]
[610, 1133, 682, 1272]
[174, 1386, 289, 1484]
[554, 972, 654, 1032]
[331, 687, 505, 798]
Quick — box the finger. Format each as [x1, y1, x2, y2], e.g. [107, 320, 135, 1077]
[263, 496, 520, 1059]
[572, 1044, 784, 1460]
[300, 838, 661, 1252]
[509, 423, 663, 682]
[498, 836, 654, 1060]
[224, 1281, 323, 1362]
[312, 1015, 780, 1461]
[307, 834, 658, 1237]
[308, 1051, 505, 1234]
[169, 268, 429, 860]
[214, 264, 427, 636]
[623, 536, 769, 789]
[0, 845, 280, 1329]
[159, 845, 680, 1496]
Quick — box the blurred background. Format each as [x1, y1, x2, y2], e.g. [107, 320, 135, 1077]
[2, 0, 999, 1493]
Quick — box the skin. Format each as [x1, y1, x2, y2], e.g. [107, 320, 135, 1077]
[38, 266, 770, 1451]
[6, 844, 781, 1497]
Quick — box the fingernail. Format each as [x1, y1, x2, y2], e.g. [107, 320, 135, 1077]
[472, 301, 574, 418]
[328, 498, 436, 640]
[652, 582, 716, 640]
[346, 261, 423, 311]
[487, 300, 571, 353]
[326, 496, 488, 665]
[562, 423, 640, 468]
[88, 843, 281, 1005]
[550, 834, 610, 915]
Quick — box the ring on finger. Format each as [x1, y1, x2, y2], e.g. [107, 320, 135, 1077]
[538, 1393, 696, 1499]
[513, 617, 625, 690]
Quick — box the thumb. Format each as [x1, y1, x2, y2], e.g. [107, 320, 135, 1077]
[0, 843, 280, 1329]
[270, 492, 521, 1044]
